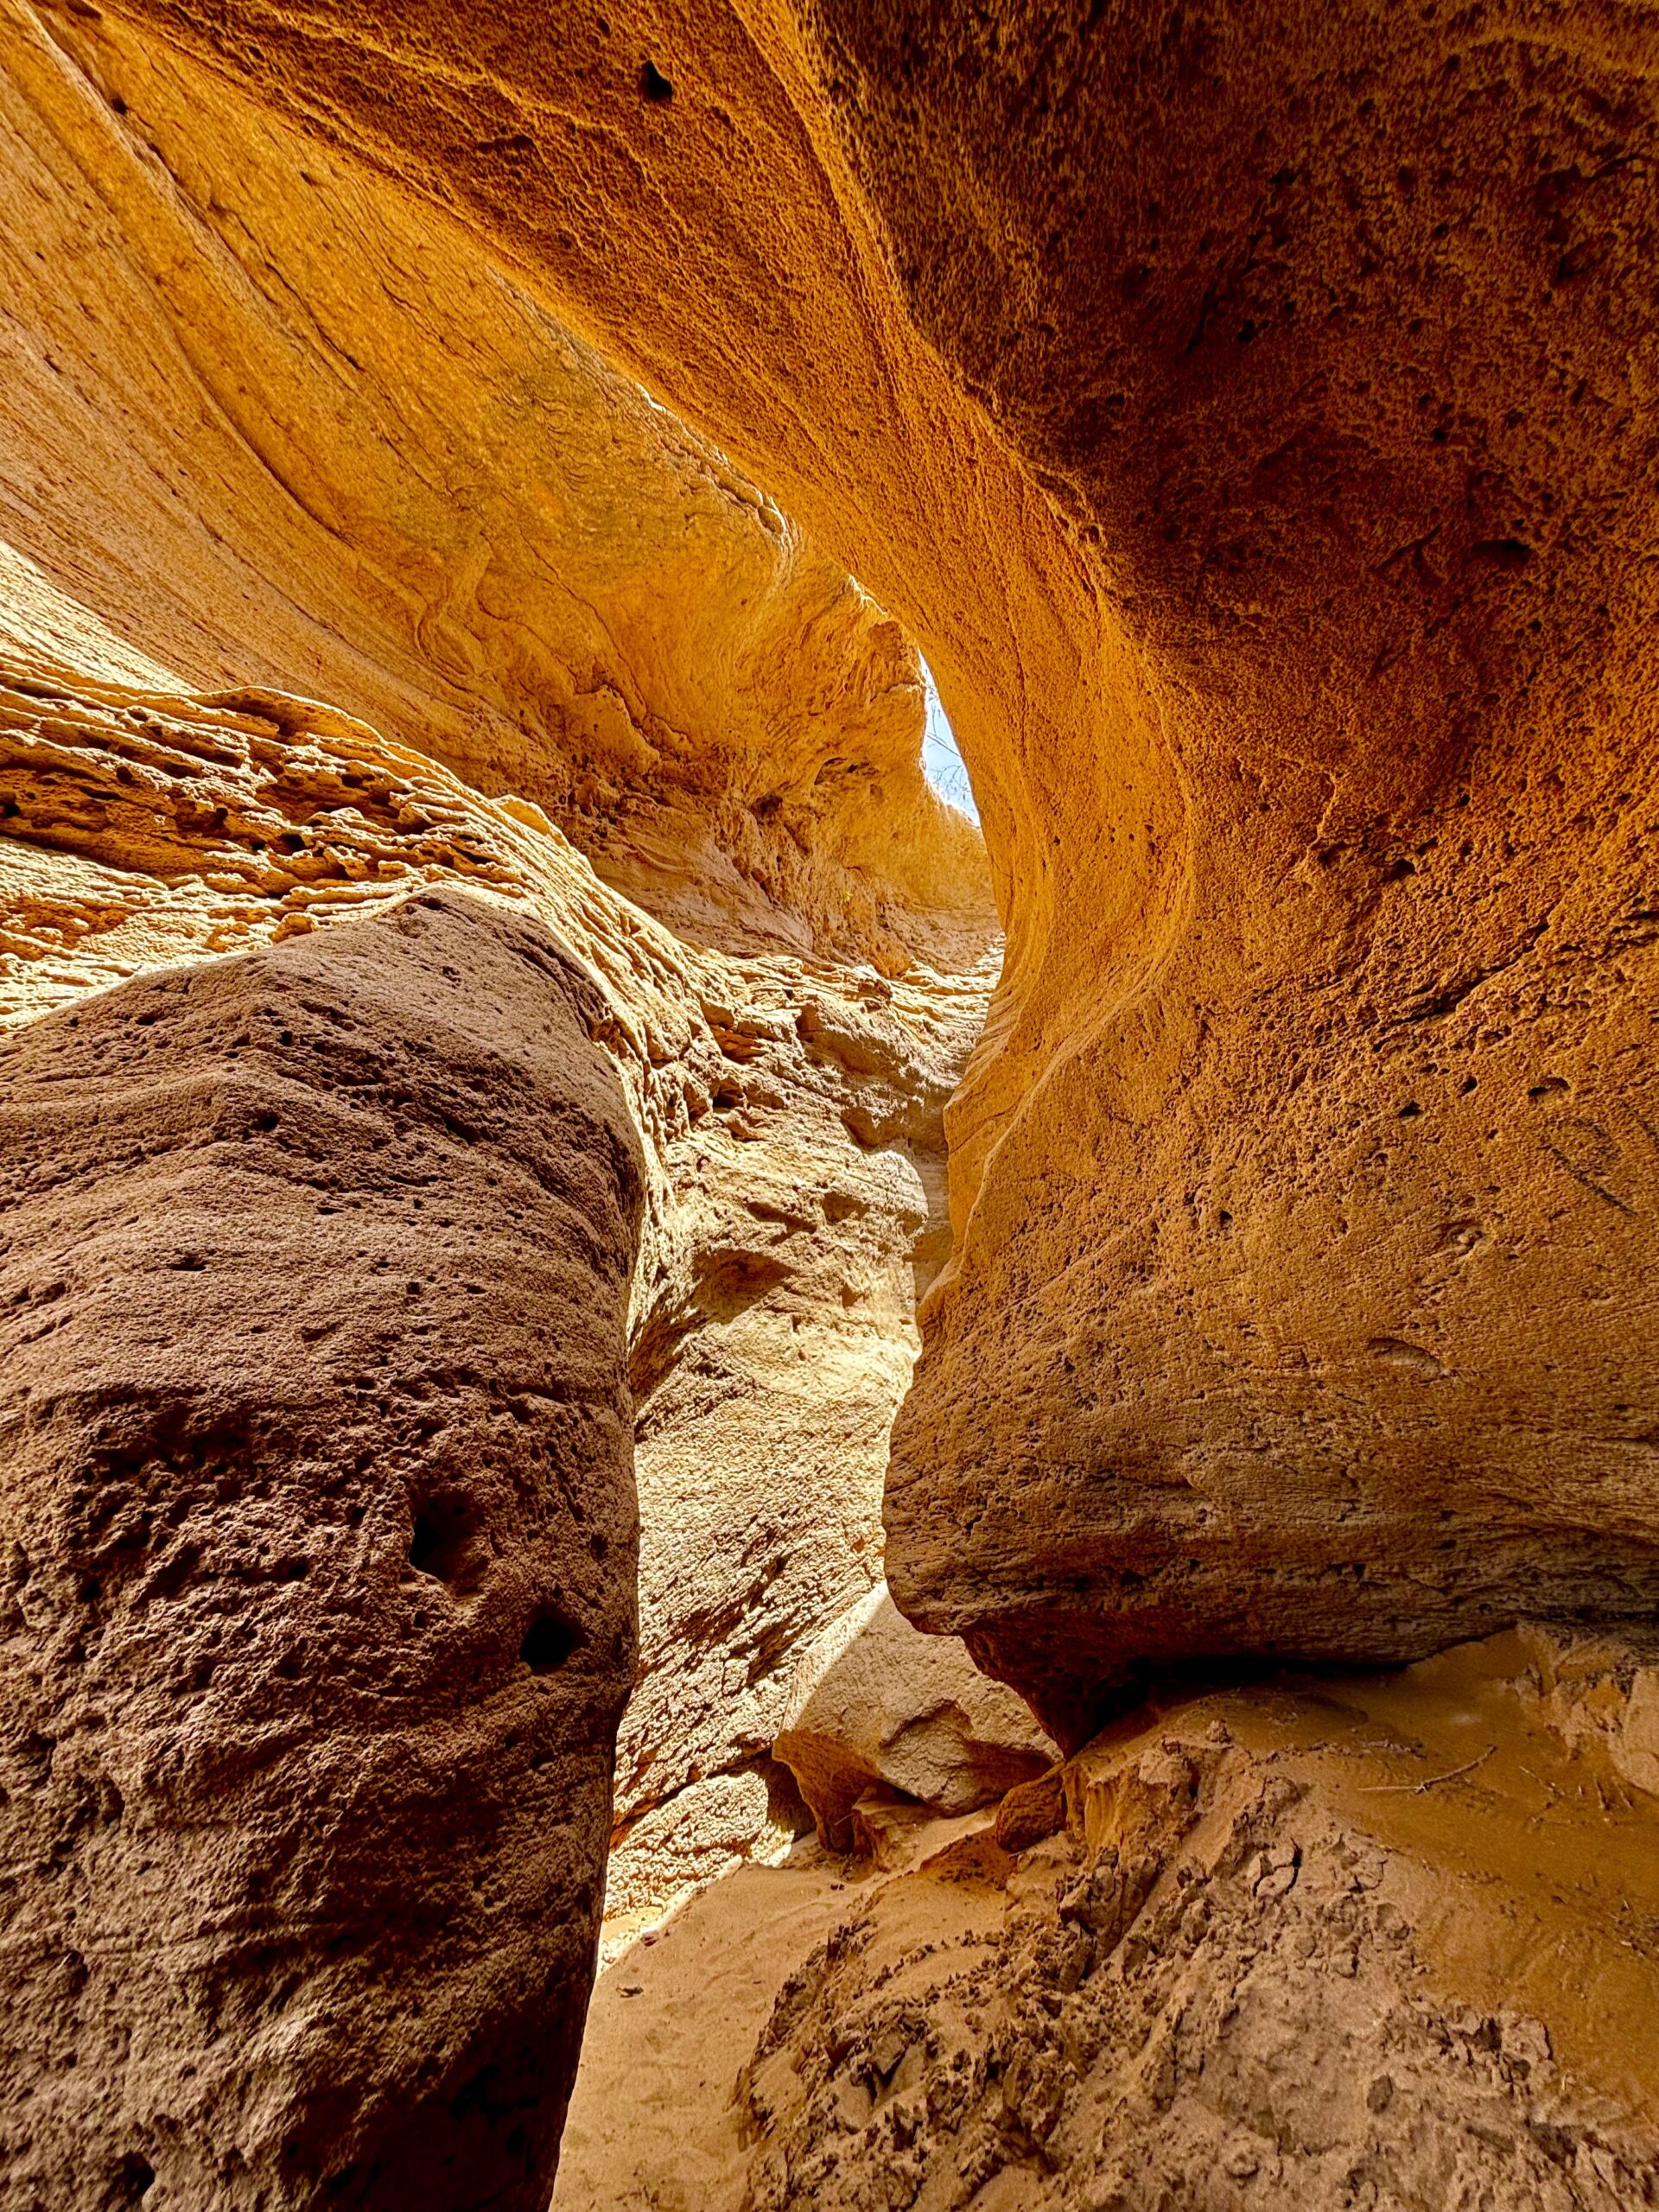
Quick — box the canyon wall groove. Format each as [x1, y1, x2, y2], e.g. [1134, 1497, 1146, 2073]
[96, 0, 1659, 1736]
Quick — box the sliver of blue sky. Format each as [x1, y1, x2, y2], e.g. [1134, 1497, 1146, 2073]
[920, 658, 978, 822]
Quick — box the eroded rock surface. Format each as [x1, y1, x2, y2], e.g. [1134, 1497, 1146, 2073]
[110, 0, 1659, 1732]
[609, 957, 992, 1924]
[0, 0, 990, 972]
[0, 621, 990, 1938]
[0, 891, 643, 2209]
[0, 0, 997, 1925]
[774, 1584, 1056, 1851]
[563, 1635, 1659, 2212]
[9, 0, 1657, 2195]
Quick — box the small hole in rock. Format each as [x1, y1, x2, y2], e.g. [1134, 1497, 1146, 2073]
[1471, 536, 1534, 569]
[521, 1610, 580, 1673]
[120, 2157, 155, 2202]
[641, 59, 674, 101]
[406, 1498, 486, 1595]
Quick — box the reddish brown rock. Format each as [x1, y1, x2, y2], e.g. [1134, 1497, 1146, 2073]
[98, 0, 1659, 1738]
[0, 889, 643, 2209]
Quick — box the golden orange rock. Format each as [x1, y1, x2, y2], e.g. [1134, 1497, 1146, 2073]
[99, 0, 1659, 1732]
[4, 0, 1659, 2199]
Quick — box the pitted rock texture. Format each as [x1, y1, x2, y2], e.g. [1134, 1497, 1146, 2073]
[561, 1635, 1659, 2212]
[0, 890, 644, 2210]
[774, 1584, 1056, 1851]
[842, 0, 1659, 1731]
[107, 0, 1659, 1727]
[0, 0, 991, 973]
[0, 0, 996, 1905]
[611, 955, 990, 1929]
[0, 629, 992, 1932]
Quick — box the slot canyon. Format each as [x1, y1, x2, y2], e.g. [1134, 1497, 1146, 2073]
[0, 0, 1656, 2205]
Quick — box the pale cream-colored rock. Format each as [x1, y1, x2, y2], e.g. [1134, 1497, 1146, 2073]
[773, 1584, 1055, 1849]
[608, 957, 990, 1928]
[1624, 1674, 1659, 1800]
[1512, 1623, 1659, 1806]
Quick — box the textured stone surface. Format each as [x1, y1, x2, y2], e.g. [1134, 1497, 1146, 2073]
[563, 1635, 1659, 2212]
[10, 0, 1659, 2192]
[833, 0, 1659, 1732]
[105, 0, 1659, 1732]
[773, 1585, 1055, 1850]
[1516, 1620, 1659, 1805]
[0, 0, 995, 1915]
[608, 951, 991, 1927]
[0, 890, 644, 2209]
[0, 0, 990, 972]
[0, 625, 990, 1937]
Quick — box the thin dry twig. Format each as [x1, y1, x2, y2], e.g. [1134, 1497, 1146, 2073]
[1358, 1745, 1497, 1796]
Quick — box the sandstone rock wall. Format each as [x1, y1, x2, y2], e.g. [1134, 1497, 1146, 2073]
[0, 605, 989, 1942]
[0, 0, 996, 1935]
[102, 0, 1659, 1733]
[0, 891, 644, 2209]
[10, 3, 1656, 2197]
[612, 962, 989, 1925]
[0, 0, 991, 972]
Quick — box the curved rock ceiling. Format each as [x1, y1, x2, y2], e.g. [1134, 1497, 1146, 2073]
[3, 0, 1656, 2204]
[99, 0, 1659, 1735]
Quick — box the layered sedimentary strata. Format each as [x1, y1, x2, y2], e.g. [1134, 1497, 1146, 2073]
[110, 0, 1659, 1730]
[0, 0, 990, 971]
[0, 891, 644, 2209]
[562, 1633, 1659, 2212]
[0, 628, 986, 2177]
[0, 614, 989, 1935]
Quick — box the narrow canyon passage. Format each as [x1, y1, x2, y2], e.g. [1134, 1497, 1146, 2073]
[1, 2, 1657, 2209]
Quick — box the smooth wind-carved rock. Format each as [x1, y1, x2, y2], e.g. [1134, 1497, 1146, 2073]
[100, 0, 1659, 1737]
[0, 0, 990, 974]
[7, 0, 1659, 2197]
